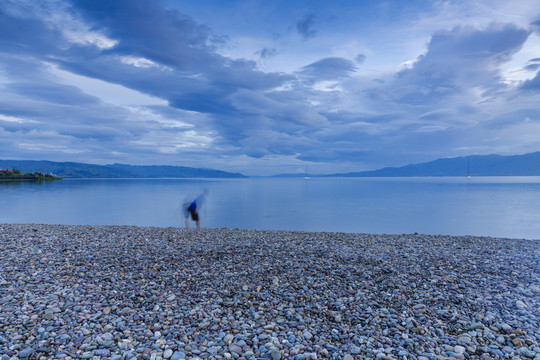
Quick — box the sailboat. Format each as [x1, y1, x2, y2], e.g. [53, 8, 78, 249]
[467, 157, 471, 179]
[304, 166, 311, 179]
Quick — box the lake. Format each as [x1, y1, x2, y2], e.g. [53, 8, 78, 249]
[1, 177, 539, 239]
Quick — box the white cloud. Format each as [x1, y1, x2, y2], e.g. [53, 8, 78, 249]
[63, 29, 118, 49]
[119, 56, 162, 69]
[0, 114, 27, 123]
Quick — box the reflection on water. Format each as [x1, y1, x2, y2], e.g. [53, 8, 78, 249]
[1, 177, 539, 239]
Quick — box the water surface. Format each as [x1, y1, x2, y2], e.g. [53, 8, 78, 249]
[1, 177, 539, 239]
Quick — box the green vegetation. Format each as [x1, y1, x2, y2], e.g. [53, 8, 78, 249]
[0, 169, 61, 181]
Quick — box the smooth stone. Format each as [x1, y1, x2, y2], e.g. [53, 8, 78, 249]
[229, 344, 242, 354]
[271, 349, 282, 360]
[17, 348, 34, 358]
[468, 322, 484, 330]
[519, 349, 536, 358]
[170, 351, 186, 360]
[224, 334, 235, 344]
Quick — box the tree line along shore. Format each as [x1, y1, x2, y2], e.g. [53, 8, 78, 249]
[0, 169, 61, 181]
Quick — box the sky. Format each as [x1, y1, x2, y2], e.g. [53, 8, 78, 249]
[1, 0, 539, 176]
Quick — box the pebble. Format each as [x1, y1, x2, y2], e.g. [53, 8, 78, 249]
[17, 348, 34, 358]
[271, 349, 282, 360]
[170, 351, 185, 360]
[163, 349, 173, 358]
[0, 224, 538, 360]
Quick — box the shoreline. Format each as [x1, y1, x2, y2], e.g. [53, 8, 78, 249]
[2, 223, 538, 242]
[1, 224, 538, 359]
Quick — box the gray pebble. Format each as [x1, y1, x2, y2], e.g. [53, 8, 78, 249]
[170, 351, 186, 360]
[17, 348, 34, 358]
[0, 224, 537, 360]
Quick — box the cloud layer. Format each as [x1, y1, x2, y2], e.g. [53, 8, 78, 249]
[0, 0, 539, 175]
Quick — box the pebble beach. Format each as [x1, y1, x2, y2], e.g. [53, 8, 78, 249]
[0, 224, 538, 360]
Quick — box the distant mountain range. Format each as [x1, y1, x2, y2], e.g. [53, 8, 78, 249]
[333, 152, 540, 177]
[0, 160, 246, 178]
[1, 151, 539, 178]
[273, 152, 540, 177]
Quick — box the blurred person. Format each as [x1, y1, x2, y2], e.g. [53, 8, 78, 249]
[183, 189, 208, 229]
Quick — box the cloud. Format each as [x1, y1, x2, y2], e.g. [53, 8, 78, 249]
[390, 23, 531, 104]
[257, 47, 277, 59]
[521, 71, 540, 90]
[298, 57, 357, 81]
[0, 7, 65, 57]
[330, 22, 539, 166]
[355, 54, 366, 64]
[296, 14, 317, 40]
[6, 82, 100, 106]
[532, 15, 540, 29]
[0, 0, 292, 166]
[524, 64, 540, 71]
[1, 0, 539, 174]
[524, 58, 540, 72]
[37, 0, 295, 152]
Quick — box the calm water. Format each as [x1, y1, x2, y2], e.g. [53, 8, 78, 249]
[1, 177, 539, 239]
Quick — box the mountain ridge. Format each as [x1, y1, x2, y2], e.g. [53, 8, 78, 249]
[329, 152, 540, 177]
[1, 151, 539, 178]
[0, 160, 246, 178]
[270, 152, 540, 177]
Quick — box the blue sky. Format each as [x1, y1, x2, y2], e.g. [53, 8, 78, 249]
[1, 0, 539, 176]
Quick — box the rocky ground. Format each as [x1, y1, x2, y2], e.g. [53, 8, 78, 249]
[0, 224, 538, 360]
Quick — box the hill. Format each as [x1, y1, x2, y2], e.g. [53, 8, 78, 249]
[332, 152, 540, 177]
[269, 152, 540, 177]
[0, 160, 246, 178]
[2, 152, 539, 178]
[105, 164, 246, 178]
